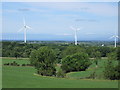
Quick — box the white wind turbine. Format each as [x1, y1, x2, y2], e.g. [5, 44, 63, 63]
[109, 32, 119, 48]
[18, 17, 32, 43]
[70, 26, 81, 45]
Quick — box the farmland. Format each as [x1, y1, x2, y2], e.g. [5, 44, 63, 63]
[2, 58, 118, 88]
[1, 41, 120, 88]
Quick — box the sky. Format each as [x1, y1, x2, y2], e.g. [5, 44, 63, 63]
[2, 2, 118, 41]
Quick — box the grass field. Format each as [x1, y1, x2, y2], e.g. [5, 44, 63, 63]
[66, 59, 108, 79]
[2, 58, 118, 88]
[2, 58, 30, 64]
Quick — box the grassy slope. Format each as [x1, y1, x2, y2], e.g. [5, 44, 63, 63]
[2, 58, 30, 64]
[2, 58, 118, 88]
[66, 59, 119, 80]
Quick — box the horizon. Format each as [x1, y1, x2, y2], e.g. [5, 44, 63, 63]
[2, 2, 118, 41]
[2, 33, 119, 41]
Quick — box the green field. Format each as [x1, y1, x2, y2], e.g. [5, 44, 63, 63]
[2, 58, 118, 88]
[2, 57, 30, 64]
[67, 59, 106, 79]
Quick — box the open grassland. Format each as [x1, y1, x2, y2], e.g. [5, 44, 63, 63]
[66, 59, 118, 80]
[2, 57, 30, 64]
[2, 58, 118, 88]
[66, 59, 107, 79]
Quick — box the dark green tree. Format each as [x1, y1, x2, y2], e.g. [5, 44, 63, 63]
[107, 52, 117, 60]
[61, 46, 85, 58]
[92, 51, 101, 67]
[30, 46, 56, 76]
[61, 52, 91, 73]
[116, 47, 120, 61]
[103, 60, 120, 80]
[13, 47, 21, 59]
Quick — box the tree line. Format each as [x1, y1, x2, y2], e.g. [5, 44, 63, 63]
[2, 41, 120, 80]
[2, 41, 116, 59]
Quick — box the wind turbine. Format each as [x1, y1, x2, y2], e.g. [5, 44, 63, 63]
[70, 26, 80, 45]
[109, 31, 119, 48]
[18, 17, 31, 43]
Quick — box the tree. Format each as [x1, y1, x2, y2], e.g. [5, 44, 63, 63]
[61, 46, 85, 58]
[103, 60, 120, 80]
[30, 46, 56, 76]
[56, 69, 65, 78]
[13, 47, 21, 59]
[92, 51, 101, 67]
[107, 52, 117, 60]
[97, 47, 113, 57]
[116, 47, 120, 61]
[61, 52, 91, 73]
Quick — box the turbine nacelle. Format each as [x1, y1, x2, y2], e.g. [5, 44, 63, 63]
[70, 26, 81, 31]
[109, 34, 119, 48]
[24, 25, 32, 29]
[18, 17, 32, 43]
[109, 35, 119, 39]
[70, 26, 82, 45]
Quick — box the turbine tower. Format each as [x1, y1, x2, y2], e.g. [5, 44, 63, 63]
[18, 17, 31, 43]
[70, 26, 80, 45]
[109, 31, 119, 47]
[110, 35, 119, 48]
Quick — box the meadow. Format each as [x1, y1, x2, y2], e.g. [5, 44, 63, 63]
[2, 58, 118, 88]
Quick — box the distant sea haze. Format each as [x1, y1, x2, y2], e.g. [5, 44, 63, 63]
[1, 33, 115, 41]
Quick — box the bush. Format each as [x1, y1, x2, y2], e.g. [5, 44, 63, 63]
[4, 63, 9, 66]
[107, 52, 117, 60]
[56, 69, 65, 78]
[61, 52, 91, 73]
[61, 46, 85, 58]
[89, 71, 96, 79]
[17, 64, 20, 66]
[22, 64, 26, 66]
[13, 61, 17, 66]
[30, 46, 56, 76]
[116, 47, 120, 60]
[103, 60, 120, 80]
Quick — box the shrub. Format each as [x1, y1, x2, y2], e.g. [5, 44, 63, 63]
[4, 63, 9, 66]
[61, 52, 91, 73]
[89, 71, 96, 79]
[103, 60, 120, 80]
[56, 69, 65, 78]
[30, 46, 56, 76]
[61, 46, 85, 58]
[22, 64, 26, 66]
[107, 52, 117, 60]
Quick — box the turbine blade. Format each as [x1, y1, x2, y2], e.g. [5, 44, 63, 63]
[78, 27, 83, 31]
[18, 27, 24, 32]
[76, 28, 80, 31]
[70, 26, 76, 31]
[26, 26, 32, 29]
[23, 17, 26, 26]
[116, 36, 119, 38]
[109, 36, 114, 39]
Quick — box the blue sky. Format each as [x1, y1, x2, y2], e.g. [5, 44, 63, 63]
[2, 2, 118, 41]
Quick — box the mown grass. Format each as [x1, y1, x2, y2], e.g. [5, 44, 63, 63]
[2, 58, 30, 65]
[66, 59, 118, 80]
[2, 58, 118, 88]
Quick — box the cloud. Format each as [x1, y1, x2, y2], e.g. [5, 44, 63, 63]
[3, 8, 50, 13]
[3, 2, 118, 17]
[3, 9, 19, 13]
[75, 19, 98, 22]
[27, 2, 117, 17]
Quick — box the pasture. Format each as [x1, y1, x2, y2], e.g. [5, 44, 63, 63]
[2, 58, 118, 88]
